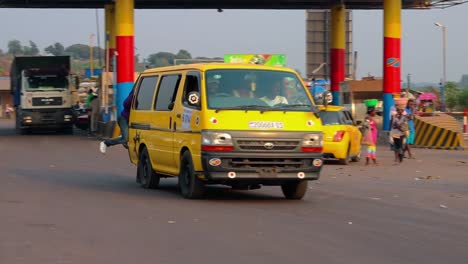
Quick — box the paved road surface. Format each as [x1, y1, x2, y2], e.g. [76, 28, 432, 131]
[1, 120, 467, 264]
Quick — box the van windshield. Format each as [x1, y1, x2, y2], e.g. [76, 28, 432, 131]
[205, 69, 314, 111]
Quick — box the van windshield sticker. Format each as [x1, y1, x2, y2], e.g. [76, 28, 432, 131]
[182, 108, 193, 129]
[248, 121, 284, 129]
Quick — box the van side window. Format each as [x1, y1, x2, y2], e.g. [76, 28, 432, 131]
[134, 76, 158, 110]
[154, 74, 182, 111]
[183, 72, 201, 108]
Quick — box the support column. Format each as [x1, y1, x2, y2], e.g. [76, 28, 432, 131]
[383, 0, 401, 131]
[115, 0, 134, 117]
[330, 4, 346, 106]
[105, 4, 116, 71]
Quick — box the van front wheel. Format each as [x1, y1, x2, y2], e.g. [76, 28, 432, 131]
[281, 181, 308, 200]
[179, 151, 205, 199]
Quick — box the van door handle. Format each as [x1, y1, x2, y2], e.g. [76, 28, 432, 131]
[173, 122, 177, 131]
[176, 113, 181, 118]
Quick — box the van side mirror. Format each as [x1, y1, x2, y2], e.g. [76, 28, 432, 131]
[187, 91, 200, 107]
[323, 91, 333, 107]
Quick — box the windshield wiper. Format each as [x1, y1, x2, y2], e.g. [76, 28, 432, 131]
[213, 105, 271, 113]
[274, 104, 312, 109]
[273, 104, 320, 117]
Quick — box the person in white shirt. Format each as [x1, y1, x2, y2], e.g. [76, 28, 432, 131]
[260, 80, 288, 106]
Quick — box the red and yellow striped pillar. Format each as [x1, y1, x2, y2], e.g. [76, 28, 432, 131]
[105, 4, 116, 71]
[330, 4, 346, 106]
[115, 0, 134, 116]
[383, 0, 401, 131]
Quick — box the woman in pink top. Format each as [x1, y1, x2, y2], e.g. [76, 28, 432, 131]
[363, 107, 379, 165]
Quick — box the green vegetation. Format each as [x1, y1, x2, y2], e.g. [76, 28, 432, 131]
[420, 81, 468, 110]
[0, 40, 221, 77]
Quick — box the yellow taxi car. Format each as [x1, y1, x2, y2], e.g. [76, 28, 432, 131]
[318, 105, 362, 164]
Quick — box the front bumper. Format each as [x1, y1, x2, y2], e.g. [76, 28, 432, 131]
[201, 152, 323, 181]
[19, 108, 74, 128]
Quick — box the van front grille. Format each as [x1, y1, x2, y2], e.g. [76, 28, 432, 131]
[236, 139, 300, 151]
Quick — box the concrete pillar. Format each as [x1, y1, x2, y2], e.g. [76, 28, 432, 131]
[115, 0, 134, 117]
[383, 0, 401, 130]
[330, 4, 346, 106]
[105, 4, 116, 71]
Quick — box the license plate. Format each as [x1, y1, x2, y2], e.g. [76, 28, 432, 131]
[248, 121, 284, 129]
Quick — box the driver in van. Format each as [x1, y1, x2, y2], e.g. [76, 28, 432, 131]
[260, 80, 288, 106]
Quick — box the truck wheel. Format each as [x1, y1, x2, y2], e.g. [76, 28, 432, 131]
[281, 181, 308, 200]
[15, 118, 28, 135]
[62, 126, 74, 135]
[179, 151, 205, 199]
[137, 148, 160, 189]
[17, 128, 30, 135]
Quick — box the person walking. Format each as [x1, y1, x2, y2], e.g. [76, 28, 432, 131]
[404, 99, 416, 159]
[5, 104, 14, 119]
[390, 106, 409, 164]
[362, 107, 379, 166]
[99, 90, 134, 154]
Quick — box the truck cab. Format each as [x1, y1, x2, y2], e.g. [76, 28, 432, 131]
[11, 56, 74, 134]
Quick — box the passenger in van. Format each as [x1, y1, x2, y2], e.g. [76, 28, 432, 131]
[233, 81, 254, 98]
[260, 80, 288, 106]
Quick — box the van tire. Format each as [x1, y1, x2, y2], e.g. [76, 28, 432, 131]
[137, 148, 160, 189]
[281, 180, 308, 200]
[179, 151, 205, 199]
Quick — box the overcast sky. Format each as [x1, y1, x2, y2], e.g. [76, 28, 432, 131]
[0, 4, 467, 83]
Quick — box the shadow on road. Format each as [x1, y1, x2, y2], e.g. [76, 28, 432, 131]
[13, 167, 291, 201]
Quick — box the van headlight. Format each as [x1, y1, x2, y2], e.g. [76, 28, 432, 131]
[301, 133, 323, 152]
[202, 131, 234, 152]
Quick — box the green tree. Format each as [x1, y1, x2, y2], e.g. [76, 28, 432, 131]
[175, 49, 192, 60]
[65, 44, 90, 59]
[458, 88, 468, 109]
[444, 81, 461, 110]
[147, 52, 176, 67]
[8, 40, 23, 55]
[45, 42, 65, 56]
[23, 41, 40, 55]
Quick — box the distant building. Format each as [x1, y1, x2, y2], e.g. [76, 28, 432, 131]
[0, 77, 13, 118]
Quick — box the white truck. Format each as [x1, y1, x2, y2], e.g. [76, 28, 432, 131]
[10, 56, 74, 134]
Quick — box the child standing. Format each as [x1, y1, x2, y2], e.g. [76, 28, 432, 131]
[363, 107, 379, 165]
